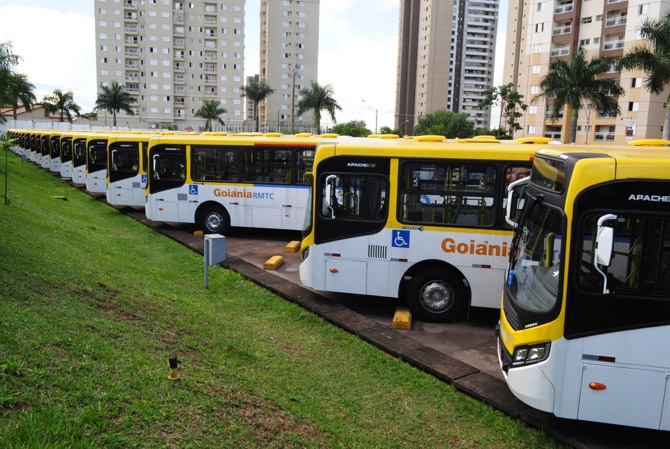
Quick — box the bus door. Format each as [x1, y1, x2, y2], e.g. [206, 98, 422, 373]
[148, 145, 188, 222]
[60, 136, 73, 179]
[40, 134, 50, 168]
[49, 135, 61, 173]
[86, 138, 109, 193]
[107, 141, 146, 207]
[72, 137, 88, 185]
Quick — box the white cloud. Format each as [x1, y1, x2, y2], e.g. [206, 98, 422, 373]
[0, 5, 97, 112]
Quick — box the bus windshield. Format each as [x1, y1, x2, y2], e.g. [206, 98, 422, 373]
[506, 198, 564, 315]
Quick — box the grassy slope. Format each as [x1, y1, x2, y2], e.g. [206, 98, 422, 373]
[0, 151, 564, 448]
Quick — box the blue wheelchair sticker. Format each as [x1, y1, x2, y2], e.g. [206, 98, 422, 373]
[188, 184, 198, 195]
[141, 174, 147, 184]
[392, 230, 410, 248]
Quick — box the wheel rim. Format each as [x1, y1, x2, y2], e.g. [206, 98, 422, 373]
[205, 212, 223, 232]
[419, 281, 455, 312]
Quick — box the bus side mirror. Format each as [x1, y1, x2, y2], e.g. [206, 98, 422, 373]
[323, 174, 337, 219]
[595, 214, 617, 267]
[505, 177, 529, 227]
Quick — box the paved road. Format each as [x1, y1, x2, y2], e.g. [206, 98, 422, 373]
[119, 207, 670, 449]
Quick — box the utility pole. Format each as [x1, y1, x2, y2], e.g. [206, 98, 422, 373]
[362, 99, 378, 134]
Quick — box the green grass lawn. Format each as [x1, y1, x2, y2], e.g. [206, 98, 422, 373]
[0, 149, 566, 448]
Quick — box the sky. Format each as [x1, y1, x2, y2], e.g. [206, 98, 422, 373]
[0, 0, 505, 130]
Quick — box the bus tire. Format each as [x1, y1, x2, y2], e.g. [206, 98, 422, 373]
[199, 205, 230, 235]
[406, 268, 467, 323]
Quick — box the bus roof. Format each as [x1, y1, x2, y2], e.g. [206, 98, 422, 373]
[146, 132, 341, 147]
[318, 136, 543, 162]
[534, 143, 670, 180]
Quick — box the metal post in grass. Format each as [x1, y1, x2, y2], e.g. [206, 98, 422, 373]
[204, 234, 226, 288]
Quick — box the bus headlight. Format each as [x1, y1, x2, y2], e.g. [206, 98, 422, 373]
[511, 343, 550, 367]
[301, 247, 309, 261]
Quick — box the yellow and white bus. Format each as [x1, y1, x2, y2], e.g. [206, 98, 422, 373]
[106, 133, 153, 207]
[59, 132, 73, 179]
[145, 133, 333, 234]
[86, 133, 111, 193]
[498, 141, 670, 430]
[299, 135, 543, 322]
[71, 132, 90, 185]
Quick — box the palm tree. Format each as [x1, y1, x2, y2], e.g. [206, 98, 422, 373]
[0, 42, 21, 123]
[4, 72, 36, 120]
[297, 81, 342, 134]
[535, 47, 624, 143]
[240, 79, 274, 132]
[42, 89, 81, 123]
[194, 99, 226, 132]
[94, 81, 137, 127]
[619, 11, 670, 140]
[0, 41, 19, 71]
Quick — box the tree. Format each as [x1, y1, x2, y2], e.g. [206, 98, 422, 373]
[297, 81, 341, 134]
[535, 46, 624, 143]
[0, 42, 22, 123]
[95, 81, 136, 127]
[618, 11, 670, 140]
[478, 83, 527, 138]
[413, 110, 475, 138]
[329, 120, 371, 137]
[240, 79, 274, 132]
[194, 99, 226, 132]
[42, 89, 81, 123]
[3, 72, 36, 120]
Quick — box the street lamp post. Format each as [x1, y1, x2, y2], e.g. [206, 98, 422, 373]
[362, 99, 378, 134]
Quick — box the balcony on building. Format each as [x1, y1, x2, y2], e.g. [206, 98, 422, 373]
[124, 12, 137, 21]
[173, 13, 184, 24]
[594, 125, 616, 140]
[174, 38, 185, 48]
[205, 52, 217, 62]
[554, 1, 574, 14]
[124, 24, 137, 34]
[174, 62, 185, 72]
[544, 126, 563, 140]
[174, 74, 185, 84]
[204, 3, 217, 14]
[602, 34, 625, 57]
[125, 59, 139, 69]
[125, 49, 139, 58]
[125, 82, 139, 92]
[124, 0, 137, 9]
[545, 105, 565, 120]
[550, 43, 571, 58]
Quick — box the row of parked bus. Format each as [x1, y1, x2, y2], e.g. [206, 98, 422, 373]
[6, 128, 337, 235]
[7, 127, 670, 431]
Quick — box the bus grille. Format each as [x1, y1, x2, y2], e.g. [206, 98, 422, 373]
[367, 245, 388, 260]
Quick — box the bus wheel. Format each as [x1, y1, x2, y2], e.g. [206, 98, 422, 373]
[199, 205, 230, 235]
[406, 268, 467, 323]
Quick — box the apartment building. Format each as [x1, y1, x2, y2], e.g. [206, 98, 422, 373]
[395, 0, 499, 134]
[94, 0, 245, 130]
[259, 0, 319, 132]
[503, 0, 670, 144]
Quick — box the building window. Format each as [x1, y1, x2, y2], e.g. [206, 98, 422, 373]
[632, 77, 643, 88]
[628, 102, 640, 112]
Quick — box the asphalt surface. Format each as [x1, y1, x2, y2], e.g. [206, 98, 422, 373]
[112, 205, 670, 448]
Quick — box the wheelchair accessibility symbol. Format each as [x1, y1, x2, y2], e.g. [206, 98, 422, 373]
[188, 184, 198, 195]
[392, 230, 410, 248]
